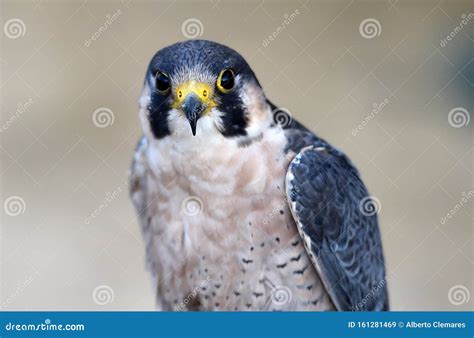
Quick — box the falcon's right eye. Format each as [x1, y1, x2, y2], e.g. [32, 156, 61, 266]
[155, 71, 170, 93]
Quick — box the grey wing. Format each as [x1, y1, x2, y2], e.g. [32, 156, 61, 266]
[285, 145, 389, 311]
[129, 137, 155, 272]
[129, 137, 148, 222]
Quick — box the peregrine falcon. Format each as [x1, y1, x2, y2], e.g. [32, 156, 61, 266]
[129, 40, 389, 311]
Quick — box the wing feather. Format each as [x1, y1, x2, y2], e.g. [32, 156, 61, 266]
[129, 137, 156, 272]
[285, 145, 389, 311]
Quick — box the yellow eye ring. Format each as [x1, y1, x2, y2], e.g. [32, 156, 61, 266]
[216, 68, 235, 93]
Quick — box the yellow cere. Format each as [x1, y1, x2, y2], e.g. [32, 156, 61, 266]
[172, 80, 217, 113]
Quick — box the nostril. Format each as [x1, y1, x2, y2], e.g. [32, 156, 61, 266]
[202, 90, 207, 98]
[178, 91, 182, 98]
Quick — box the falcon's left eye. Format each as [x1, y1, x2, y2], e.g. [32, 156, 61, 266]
[217, 69, 235, 93]
[155, 71, 170, 93]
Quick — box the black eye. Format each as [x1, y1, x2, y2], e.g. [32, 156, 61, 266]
[155, 71, 170, 93]
[217, 69, 235, 93]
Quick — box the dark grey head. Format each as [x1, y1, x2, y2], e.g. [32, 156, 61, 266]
[139, 40, 272, 142]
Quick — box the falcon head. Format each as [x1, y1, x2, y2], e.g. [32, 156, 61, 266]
[139, 40, 273, 144]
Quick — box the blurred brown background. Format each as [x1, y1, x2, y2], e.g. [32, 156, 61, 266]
[1, 0, 472, 310]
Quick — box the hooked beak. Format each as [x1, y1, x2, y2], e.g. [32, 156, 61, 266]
[182, 93, 205, 136]
[172, 80, 217, 136]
